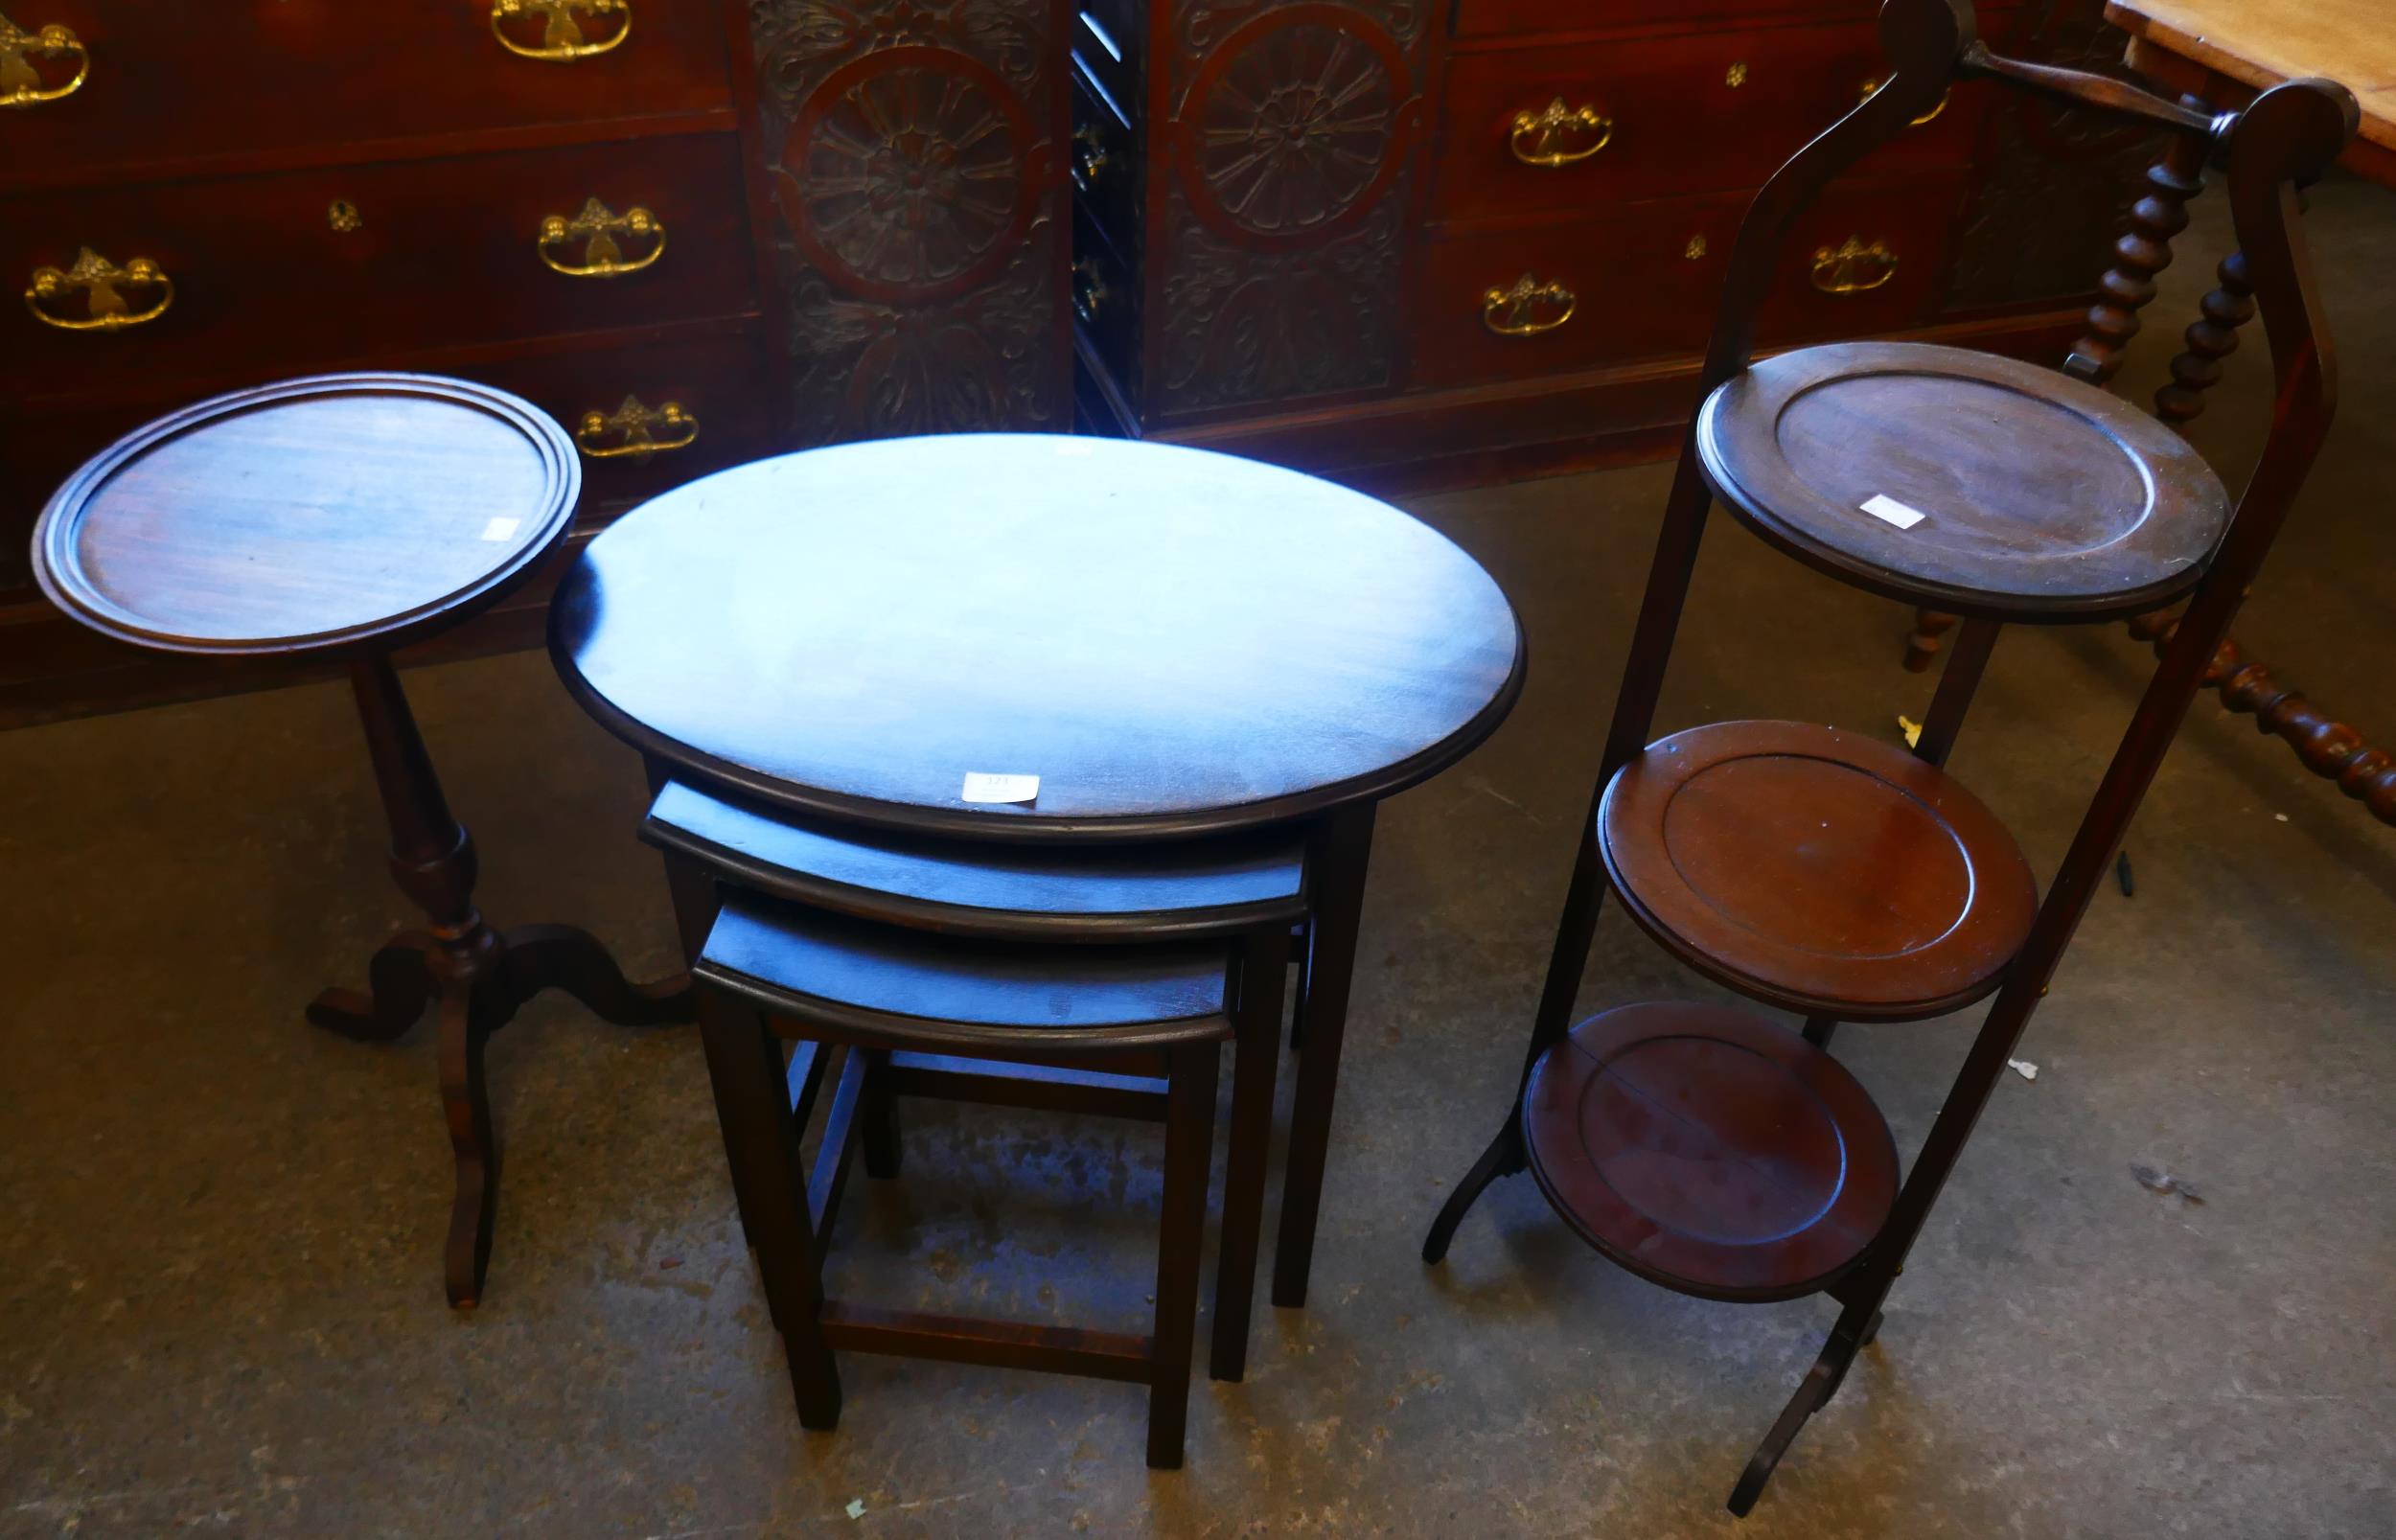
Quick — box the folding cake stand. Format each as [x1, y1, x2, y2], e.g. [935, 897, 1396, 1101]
[1419, 0, 2357, 1514]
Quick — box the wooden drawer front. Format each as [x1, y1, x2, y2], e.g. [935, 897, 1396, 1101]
[1456, 0, 1873, 39]
[1412, 174, 1964, 390]
[1071, 57, 1141, 262]
[1433, 21, 1993, 223]
[7, 132, 755, 406]
[0, 4, 731, 189]
[475, 332, 775, 517]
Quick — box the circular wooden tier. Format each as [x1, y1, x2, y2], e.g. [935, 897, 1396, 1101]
[1523, 1001, 1899, 1303]
[31, 374, 579, 659]
[1696, 341, 2230, 622]
[1600, 721, 2039, 1022]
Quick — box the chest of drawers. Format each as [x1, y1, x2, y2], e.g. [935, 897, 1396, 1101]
[1068, 0, 2157, 487]
[2, 1, 1071, 724]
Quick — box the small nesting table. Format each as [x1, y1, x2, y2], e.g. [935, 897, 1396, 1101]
[550, 433, 1526, 1310]
[30, 374, 693, 1307]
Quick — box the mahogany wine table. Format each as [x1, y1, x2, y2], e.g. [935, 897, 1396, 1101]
[549, 433, 1526, 1308]
[29, 374, 693, 1308]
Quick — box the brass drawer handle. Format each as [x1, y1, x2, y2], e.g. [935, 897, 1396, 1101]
[1071, 124, 1109, 193]
[1509, 99, 1613, 168]
[1483, 273, 1576, 336]
[26, 248, 173, 332]
[1072, 258, 1109, 326]
[1858, 79, 1951, 126]
[491, 0, 629, 61]
[1810, 237, 1899, 295]
[539, 198, 665, 278]
[577, 395, 696, 460]
[0, 11, 85, 107]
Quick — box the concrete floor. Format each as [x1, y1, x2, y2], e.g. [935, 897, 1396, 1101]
[5, 179, 2394, 1539]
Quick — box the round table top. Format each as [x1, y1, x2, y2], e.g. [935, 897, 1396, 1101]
[551, 435, 1525, 840]
[32, 374, 580, 658]
[1697, 341, 2229, 622]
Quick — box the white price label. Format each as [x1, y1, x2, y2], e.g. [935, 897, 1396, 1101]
[961, 772, 1041, 805]
[1860, 494, 1927, 531]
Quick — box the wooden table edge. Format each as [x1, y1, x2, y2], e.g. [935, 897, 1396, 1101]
[2105, 6, 2396, 180]
[547, 609, 1530, 843]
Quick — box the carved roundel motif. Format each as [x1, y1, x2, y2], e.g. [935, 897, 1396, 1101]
[776, 44, 1041, 305]
[1174, 4, 1416, 247]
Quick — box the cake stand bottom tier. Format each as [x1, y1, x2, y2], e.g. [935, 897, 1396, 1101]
[1524, 1000, 1900, 1303]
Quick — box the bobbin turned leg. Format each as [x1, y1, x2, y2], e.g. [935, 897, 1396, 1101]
[1901, 608, 1957, 673]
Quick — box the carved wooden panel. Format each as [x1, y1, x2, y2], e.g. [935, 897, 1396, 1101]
[748, 1, 1070, 444]
[1945, 0, 2163, 310]
[1147, 0, 1432, 417]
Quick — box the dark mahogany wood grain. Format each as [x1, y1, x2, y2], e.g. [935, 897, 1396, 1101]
[1414, 172, 1968, 390]
[1073, 0, 2092, 492]
[698, 890, 1233, 1054]
[883, 1052, 1167, 1121]
[6, 3, 1075, 725]
[817, 1301, 1154, 1384]
[27, 372, 694, 1307]
[552, 434, 1525, 841]
[1601, 719, 2038, 1020]
[693, 887, 1237, 1468]
[1523, 1000, 1898, 1303]
[1425, 1, 2357, 1512]
[644, 777, 1306, 941]
[32, 374, 576, 659]
[1455, 0, 1875, 36]
[1431, 17, 1991, 220]
[1699, 340, 2229, 620]
[0, 2, 735, 194]
[5, 131, 755, 408]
